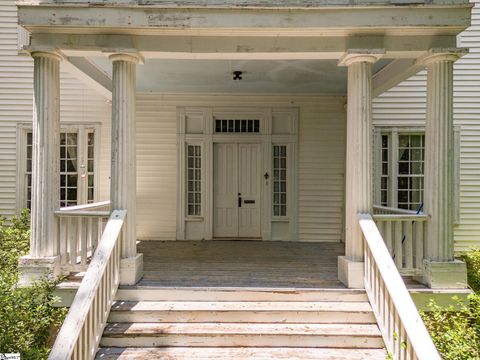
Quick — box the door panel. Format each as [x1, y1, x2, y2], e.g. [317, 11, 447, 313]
[213, 143, 238, 237]
[213, 143, 262, 238]
[238, 144, 262, 238]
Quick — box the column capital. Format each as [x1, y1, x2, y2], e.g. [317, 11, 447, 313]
[109, 52, 144, 65]
[338, 49, 385, 67]
[27, 48, 65, 62]
[417, 48, 468, 66]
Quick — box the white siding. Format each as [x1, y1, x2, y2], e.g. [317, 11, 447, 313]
[0, 0, 111, 217]
[135, 94, 346, 241]
[373, 0, 480, 252]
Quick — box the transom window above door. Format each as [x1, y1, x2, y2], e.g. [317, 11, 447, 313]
[215, 119, 260, 133]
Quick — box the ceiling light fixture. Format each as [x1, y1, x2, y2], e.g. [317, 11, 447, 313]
[233, 71, 243, 80]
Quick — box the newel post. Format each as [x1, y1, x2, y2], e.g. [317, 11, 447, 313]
[337, 51, 383, 288]
[110, 53, 143, 285]
[420, 49, 467, 288]
[18, 50, 63, 286]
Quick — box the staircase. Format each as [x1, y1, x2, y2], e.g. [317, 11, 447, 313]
[95, 287, 386, 359]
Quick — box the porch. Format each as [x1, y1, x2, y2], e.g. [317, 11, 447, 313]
[56, 238, 469, 310]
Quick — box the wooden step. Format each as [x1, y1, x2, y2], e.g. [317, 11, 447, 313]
[108, 300, 375, 324]
[100, 322, 383, 348]
[96, 347, 387, 359]
[115, 286, 368, 302]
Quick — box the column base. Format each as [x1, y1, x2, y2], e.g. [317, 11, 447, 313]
[420, 259, 468, 289]
[18, 255, 62, 287]
[120, 253, 143, 285]
[338, 256, 364, 289]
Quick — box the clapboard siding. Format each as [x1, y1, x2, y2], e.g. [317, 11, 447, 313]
[0, 0, 111, 217]
[372, 0, 480, 252]
[135, 94, 346, 241]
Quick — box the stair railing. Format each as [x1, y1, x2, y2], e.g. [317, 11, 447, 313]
[358, 213, 440, 360]
[49, 209, 126, 360]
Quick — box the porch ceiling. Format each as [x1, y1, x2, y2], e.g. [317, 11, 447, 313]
[89, 57, 391, 93]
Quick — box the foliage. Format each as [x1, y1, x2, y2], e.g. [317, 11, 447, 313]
[421, 248, 480, 360]
[0, 210, 67, 360]
[461, 248, 480, 293]
[421, 294, 480, 360]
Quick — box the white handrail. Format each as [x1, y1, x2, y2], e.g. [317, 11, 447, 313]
[359, 213, 440, 360]
[373, 205, 419, 215]
[58, 200, 110, 212]
[49, 210, 126, 360]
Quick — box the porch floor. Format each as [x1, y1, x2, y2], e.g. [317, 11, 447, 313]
[137, 240, 345, 288]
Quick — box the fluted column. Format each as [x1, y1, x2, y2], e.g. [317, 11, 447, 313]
[421, 51, 467, 288]
[424, 54, 457, 261]
[110, 53, 143, 285]
[19, 51, 62, 285]
[338, 52, 381, 288]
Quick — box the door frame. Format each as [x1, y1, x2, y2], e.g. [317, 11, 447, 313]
[176, 106, 298, 241]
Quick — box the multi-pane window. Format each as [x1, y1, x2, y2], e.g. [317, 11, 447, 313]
[397, 134, 424, 211]
[187, 145, 201, 216]
[273, 145, 287, 217]
[60, 132, 79, 207]
[87, 132, 95, 203]
[380, 135, 389, 206]
[25, 129, 95, 209]
[25, 132, 33, 210]
[215, 119, 260, 133]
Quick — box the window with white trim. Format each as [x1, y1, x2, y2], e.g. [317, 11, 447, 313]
[23, 127, 96, 209]
[273, 145, 287, 217]
[397, 134, 424, 211]
[186, 144, 202, 216]
[375, 130, 424, 211]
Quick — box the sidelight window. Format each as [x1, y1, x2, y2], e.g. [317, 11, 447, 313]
[273, 145, 287, 217]
[186, 144, 202, 216]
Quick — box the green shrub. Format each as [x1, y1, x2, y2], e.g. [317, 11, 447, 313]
[421, 294, 480, 360]
[461, 248, 480, 293]
[0, 210, 67, 360]
[421, 248, 480, 360]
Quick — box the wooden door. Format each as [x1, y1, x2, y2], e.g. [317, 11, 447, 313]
[213, 143, 262, 238]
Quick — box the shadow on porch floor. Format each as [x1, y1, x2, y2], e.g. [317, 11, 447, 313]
[137, 240, 345, 288]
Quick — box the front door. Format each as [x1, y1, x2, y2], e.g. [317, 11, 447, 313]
[213, 143, 262, 238]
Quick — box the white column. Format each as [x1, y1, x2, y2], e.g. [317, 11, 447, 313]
[338, 53, 380, 288]
[19, 51, 62, 285]
[421, 51, 467, 288]
[109, 53, 143, 285]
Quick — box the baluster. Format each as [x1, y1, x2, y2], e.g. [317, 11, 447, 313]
[59, 217, 66, 265]
[87, 217, 93, 254]
[81, 217, 87, 265]
[92, 217, 99, 252]
[385, 221, 393, 254]
[69, 217, 77, 266]
[400, 326, 407, 360]
[415, 221, 424, 271]
[405, 220, 414, 271]
[394, 221, 403, 269]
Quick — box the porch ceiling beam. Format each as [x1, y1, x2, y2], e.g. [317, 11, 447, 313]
[62, 56, 112, 100]
[29, 33, 458, 61]
[18, 5, 471, 35]
[372, 59, 424, 97]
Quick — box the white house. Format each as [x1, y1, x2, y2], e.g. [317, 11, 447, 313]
[1, 0, 479, 358]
